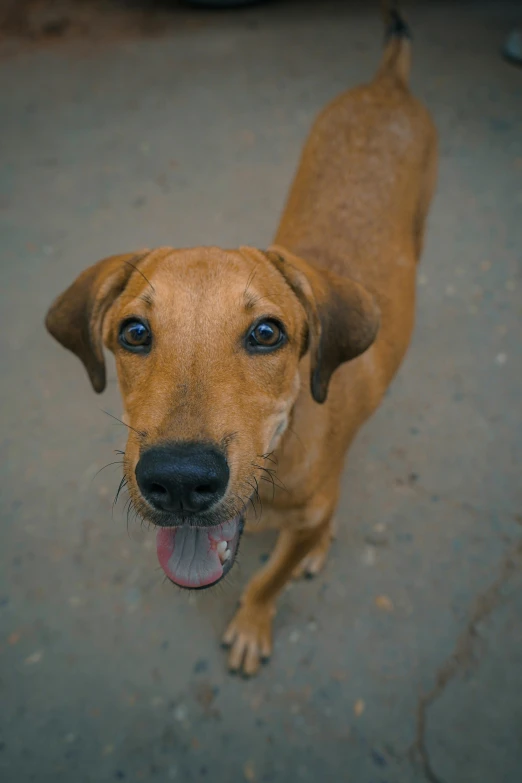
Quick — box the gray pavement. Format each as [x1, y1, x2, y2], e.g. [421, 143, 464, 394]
[1, 1, 521, 781]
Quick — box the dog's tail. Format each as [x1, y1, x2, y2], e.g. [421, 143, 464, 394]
[375, 1, 411, 86]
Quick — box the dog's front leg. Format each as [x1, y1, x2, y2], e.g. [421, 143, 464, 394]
[222, 513, 331, 676]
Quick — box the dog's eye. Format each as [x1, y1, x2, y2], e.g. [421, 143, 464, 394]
[119, 319, 151, 352]
[247, 319, 285, 352]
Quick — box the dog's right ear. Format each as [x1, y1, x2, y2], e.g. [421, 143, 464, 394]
[45, 251, 149, 393]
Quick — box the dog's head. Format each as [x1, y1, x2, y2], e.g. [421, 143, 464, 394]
[46, 245, 378, 588]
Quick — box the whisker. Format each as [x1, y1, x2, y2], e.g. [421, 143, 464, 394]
[245, 484, 260, 519]
[113, 476, 128, 509]
[245, 478, 261, 519]
[101, 409, 146, 438]
[252, 476, 263, 517]
[92, 460, 124, 481]
[243, 264, 259, 300]
[259, 472, 276, 502]
[287, 425, 305, 450]
[252, 462, 289, 494]
[124, 259, 155, 292]
[260, 451, 278, 465]
[231, 492, 249, 519]
[124, 497, 134, 536]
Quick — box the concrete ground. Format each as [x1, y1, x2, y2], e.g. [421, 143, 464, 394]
[1, 1, 521, 781]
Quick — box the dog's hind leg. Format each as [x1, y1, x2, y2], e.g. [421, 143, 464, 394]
[292, 516, 337, 579]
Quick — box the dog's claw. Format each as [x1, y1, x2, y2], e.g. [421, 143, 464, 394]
[223, 604, 273, 676]
[292, 545, 330, 580]
[292, 523, 335, 580]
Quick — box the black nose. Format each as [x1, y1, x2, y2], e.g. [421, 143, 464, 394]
[135, 443, 230, 514]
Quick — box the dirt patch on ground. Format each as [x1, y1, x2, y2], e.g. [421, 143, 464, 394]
[0, 0, 206, 43]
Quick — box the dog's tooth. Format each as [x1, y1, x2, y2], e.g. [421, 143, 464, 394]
[217, 541, 227, 555]
[223, 549, 231, 561]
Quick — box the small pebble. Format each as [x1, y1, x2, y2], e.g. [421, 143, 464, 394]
[193, 659, 208, 674]
[371, 749, 387, 767]
[354, 699, 365, 717]
[289, 630, 301, 644]
[375, 595, 394, 612]
[495, 353, 507, 365]
[24, 651, 43, 665]
[364, 530, 388, 547]
[445, 284, 455, 296]
[173, 704, 187, 722]
[361, 546, 377, 566]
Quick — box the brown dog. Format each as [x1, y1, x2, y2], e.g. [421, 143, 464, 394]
[46, 4, 437, 675]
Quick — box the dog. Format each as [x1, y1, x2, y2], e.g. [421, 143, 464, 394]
[46, 2, 437, 676]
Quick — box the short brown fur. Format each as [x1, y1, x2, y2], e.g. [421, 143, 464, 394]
[46, 14, 437, 675]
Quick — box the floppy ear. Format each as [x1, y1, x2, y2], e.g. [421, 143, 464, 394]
[45, 251, 149, 393]
[266, 245, 380, 404]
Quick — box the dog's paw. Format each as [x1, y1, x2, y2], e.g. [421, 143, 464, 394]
[222, 603, 274, 676]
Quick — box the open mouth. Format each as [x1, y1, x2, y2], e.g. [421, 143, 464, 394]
[156, 515, 244, 589]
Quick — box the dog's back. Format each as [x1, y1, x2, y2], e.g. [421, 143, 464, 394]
[271, 3, 438, 486]
[275, 6, 437, 392]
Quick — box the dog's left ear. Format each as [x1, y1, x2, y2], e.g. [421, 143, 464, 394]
[266, 245, 380, 404]
[45, 251, 149, 393]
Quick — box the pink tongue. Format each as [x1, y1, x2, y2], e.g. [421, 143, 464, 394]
[156, 518, 239, 588]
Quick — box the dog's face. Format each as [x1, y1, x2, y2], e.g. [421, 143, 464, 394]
[46, 245, 378, 589]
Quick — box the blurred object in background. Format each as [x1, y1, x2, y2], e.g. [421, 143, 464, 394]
[184, 0, 266, 6]
[0, 0, 269, 41]
[503, 26, 522, 66]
